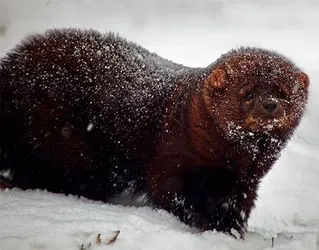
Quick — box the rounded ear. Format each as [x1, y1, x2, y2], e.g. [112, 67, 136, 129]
[209, 69, 227, 89]
[296, 72, 309, 89]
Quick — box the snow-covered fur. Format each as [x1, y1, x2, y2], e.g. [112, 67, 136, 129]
[0, 28, 309, 238]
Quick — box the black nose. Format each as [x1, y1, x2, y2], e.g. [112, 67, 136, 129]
[262, 100, 278, 114]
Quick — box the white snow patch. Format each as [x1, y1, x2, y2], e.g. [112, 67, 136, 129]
[1, 189, 316, 250]
[87, 122, 94, 132]
[0, 169, 12, 180]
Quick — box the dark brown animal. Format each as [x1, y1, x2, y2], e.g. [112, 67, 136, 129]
[0, 28, 309, 238]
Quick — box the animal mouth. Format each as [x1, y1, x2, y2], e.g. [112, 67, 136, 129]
[245, 115, 286, 131]
[244, 98, 287, 131]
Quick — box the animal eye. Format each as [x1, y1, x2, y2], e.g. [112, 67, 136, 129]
[277, 89, 288, 100]
[244, 91, 254, 101]
[239, 86, 255, 101]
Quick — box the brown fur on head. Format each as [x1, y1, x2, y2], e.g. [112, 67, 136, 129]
[203, 48, 309, 140]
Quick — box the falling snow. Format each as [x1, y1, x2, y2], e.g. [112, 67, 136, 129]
[87, 122, 93, 132]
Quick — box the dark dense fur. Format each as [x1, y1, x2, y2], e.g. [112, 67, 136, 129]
[0, 29, 309, 238]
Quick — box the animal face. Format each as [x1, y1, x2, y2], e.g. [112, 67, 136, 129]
[204, 48, 309, 139]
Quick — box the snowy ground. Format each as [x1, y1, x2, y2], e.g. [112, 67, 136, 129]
[0, 1, 319, 249]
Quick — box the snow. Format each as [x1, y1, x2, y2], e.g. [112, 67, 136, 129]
[2, 189, 315, 250]
[87, 123, 93, 132]
[0, 0, 319, 249]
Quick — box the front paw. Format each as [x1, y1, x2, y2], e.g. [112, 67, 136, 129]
[227, 222, 247, 239]
[177, 200, 248, 239]
[211, 201, 248, 239]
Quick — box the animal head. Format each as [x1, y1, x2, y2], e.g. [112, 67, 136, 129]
[203, 48, 309, 141]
